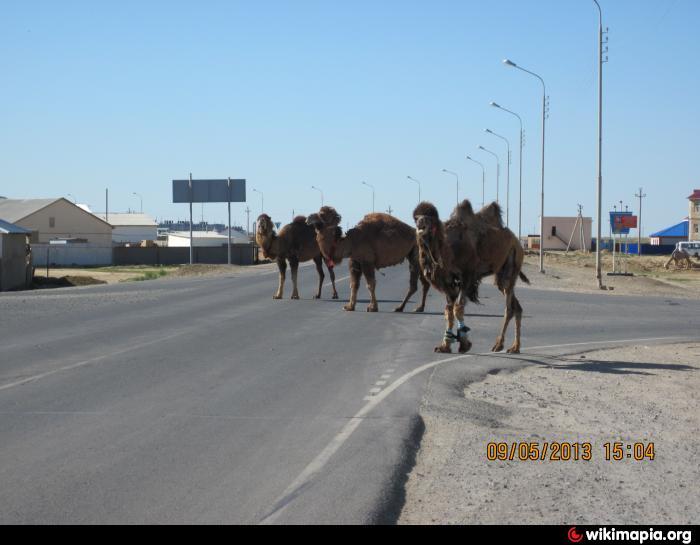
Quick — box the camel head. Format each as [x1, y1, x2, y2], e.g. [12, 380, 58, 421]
[307, 206, 343, 269]
[413, 201, 444, 278]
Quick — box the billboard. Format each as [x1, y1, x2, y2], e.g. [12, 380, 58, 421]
[610, 212, 638, 234]
[172, 179, 246, 204]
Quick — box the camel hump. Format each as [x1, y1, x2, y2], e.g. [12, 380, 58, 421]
[319, 206, 342, 226]
[451, 200, 475, 222]
[413, 201, 440, 221]
[292, 215, 307, 224]
[477, 202, 504, 229]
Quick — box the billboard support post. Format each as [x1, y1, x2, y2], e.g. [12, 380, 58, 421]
[227, 177, 232, 266]
[189, 173, 193, 265]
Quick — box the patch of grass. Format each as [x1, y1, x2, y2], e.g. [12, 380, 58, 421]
[128, 268, 169, 282]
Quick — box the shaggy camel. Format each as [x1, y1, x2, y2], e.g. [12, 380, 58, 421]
[256, 214, 338, 300]
[306, 206, 430, 312]
[413, 200, 529, 354]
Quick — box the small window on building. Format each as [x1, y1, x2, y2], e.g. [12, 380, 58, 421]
[695, 224, 699, 234]
[49, 217, 55, 228]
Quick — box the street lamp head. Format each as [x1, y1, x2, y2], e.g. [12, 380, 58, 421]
[485, 129, 492, 134]
[503, 59, 517, 68]
[478, 145, 485, 150]
[466, 155, 472, 160]
[490, 101, 501, 108]
[441, 169, 447, 172]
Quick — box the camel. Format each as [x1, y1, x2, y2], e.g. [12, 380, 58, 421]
[255, 214, 338, 300]
[664, 249, 693, 270]
[306, 206, 430, 313]
[413, 200, 529, 354]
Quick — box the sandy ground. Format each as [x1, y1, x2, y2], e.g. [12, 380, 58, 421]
[399, 342, 700, 525]
[520, 252, 700, 298]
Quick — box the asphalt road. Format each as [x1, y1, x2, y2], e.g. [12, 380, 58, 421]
[1, 263, 698, 524]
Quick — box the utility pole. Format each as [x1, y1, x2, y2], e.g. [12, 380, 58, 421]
[593, 1, 608, 289]
[635, 188, 647, 256]
[386, 205, 393, 215]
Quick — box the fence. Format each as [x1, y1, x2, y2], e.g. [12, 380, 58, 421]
[32, 244, 113, 267]
[112, 244, 257, 266]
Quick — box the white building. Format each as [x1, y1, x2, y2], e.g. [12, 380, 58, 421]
[167, 230, 249, 247]
[95, 213, 158, 244]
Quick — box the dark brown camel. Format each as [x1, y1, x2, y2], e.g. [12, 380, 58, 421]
[306, 206, 430, 313]
[256, 214, 338, 300]
[413, 200, 529, 354]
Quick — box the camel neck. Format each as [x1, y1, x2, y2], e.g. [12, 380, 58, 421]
[259, 232, 278, 259]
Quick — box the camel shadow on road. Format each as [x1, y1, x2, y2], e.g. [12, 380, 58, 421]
[488, 352, 696, 376]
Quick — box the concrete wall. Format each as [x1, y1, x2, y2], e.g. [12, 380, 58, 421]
[0, 233, 31, 291]
[541, 216, 593, 251]
[113, 244, 257, 266]
[17, 199, 112, 246]
[113, 226, 158, 244]
[32, 243, 113, 266]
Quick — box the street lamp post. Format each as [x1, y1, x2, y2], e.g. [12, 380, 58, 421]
[592, 0, 608, 288]
[485, 129, 510, 227]
[361, 181, 375, 212]
[252, 188, 264, 215]
[503, 58, 547, 274]
[490, 102, 524, 242]
[132, 192, 143, 214]
[311, 185, 324, 207]
[441, 169, 460, 204]
[406, 176, 422, 203]
[465, 156, 485, 208]
[478, 145, 500, 204]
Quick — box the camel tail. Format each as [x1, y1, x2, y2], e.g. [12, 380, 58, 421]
[519, 271, 530, 285]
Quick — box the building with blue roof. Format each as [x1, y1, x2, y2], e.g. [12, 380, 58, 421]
[649, 219, 688, 246]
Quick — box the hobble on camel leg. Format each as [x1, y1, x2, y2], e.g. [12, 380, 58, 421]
[273, 258, 287, 299]
[289, 257, 300, 299]
[492, 290, 514, 352]
[507, 295, 523, 354]
[435, 297, 456, 353]
[313, 256, 324, 299]
[363, 265, 378, 312]
[328, 264, 339, 299]
[453, 300, 472, 354]
[343, 261, 362, 311]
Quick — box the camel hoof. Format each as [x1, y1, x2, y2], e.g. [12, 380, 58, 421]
[343, 304, 355, 312]
[273, 295, 282, 300]
[434, 344, 452, 354]
[506, 346, 521, 354]
[367, 306, 378, 313]
[393, 306, 405, 313]
[491, 343, 504, 353]
[413, 306, 425, 313]
[332, 293, 339, 300]
[459, 340, 472, 354]
[291, 294, 300, 300]
[313, 294, 321, 299]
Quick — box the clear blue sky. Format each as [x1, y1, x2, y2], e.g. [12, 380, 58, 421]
[1, 0, 697, 235]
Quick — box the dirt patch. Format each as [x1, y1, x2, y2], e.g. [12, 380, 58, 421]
[521, 252, 700, 298]
[399, 342, 700, 524]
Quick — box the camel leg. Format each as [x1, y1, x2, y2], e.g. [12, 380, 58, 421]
[415, 271, 430, 313]
[313, 255, 324, 299]
[328, 263, 339, 299]
[507, 295, 523, 354]
[273, 258, 286, 299]
[363, 265, 379, 312]
[344, 260, 362, 311]
[394, 260, 418, 313]
[492, 289, 514, 352]
[435, 296, 456, 353]
[289, 257, 300, 299]
[454, 299, 472, 354]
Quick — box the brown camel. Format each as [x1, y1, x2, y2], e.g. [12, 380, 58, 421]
[413, 200, 529, 354]
[664, 249, 693, 270]
[306, 206, 430, 313]
[256, 214, 338, 300]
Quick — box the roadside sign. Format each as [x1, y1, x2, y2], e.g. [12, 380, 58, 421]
[610, 212, 636, 234]
[172, 179, 246, 203]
